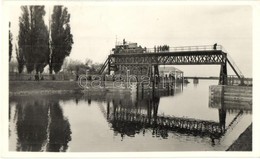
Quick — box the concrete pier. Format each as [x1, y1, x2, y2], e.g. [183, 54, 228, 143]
[209, 85, 252, 112]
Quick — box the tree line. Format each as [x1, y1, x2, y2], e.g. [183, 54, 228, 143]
[9, 5, 74, 76]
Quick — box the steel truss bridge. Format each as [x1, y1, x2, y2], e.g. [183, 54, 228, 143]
[99, 97, 242, 140]
[99, 45, 244, 85]
[92, 91, 242, 140]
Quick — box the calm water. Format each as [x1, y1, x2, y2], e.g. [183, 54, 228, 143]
[9, 80, 252, 152]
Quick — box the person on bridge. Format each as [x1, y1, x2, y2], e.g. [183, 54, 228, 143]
[213, 43, 217, 50]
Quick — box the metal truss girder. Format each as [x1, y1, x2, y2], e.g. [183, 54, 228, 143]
[109, 51, 226, 67]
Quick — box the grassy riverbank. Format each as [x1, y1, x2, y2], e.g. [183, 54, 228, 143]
[9, 81, 82, 92]
[227, 124, 252, 151]
[9, 81, 133, 96]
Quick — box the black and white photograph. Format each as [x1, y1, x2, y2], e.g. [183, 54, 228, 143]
[1, 0, 260, 158]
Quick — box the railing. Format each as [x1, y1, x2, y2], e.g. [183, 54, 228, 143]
[143, 45, 223, 53]
[227, 75, 252, 86]
[111, 45, 223, 54]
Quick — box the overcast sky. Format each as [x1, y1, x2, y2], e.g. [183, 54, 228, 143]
[9, 4, 252, 77]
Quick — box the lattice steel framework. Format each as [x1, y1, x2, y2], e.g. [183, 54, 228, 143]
[109, 51, 226, 66]
[105, 50, 228, 84]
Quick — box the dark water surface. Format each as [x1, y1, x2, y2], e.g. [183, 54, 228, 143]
[9, 80, 252, 152]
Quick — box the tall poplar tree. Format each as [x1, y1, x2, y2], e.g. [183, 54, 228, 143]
[50, 6, 73, 74]
[18, 6, 33, 73]
[29, 6, 50, 74]
[9, 22, 13, 62]
[16, 45, 25, 73]
[18, 6, 49, 75]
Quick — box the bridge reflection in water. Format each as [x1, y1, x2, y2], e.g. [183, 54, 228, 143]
[84, 86, 251, 144]
[80, 88, 247, 145]
[9, 82, 252, 152]
[101, 93, 224, 142]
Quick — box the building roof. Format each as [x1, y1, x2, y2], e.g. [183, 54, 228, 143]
[159, 66, 183, 73]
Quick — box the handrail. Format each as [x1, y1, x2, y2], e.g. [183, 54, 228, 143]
[145, 45, 223, 53]
[112, 45, 223, 53]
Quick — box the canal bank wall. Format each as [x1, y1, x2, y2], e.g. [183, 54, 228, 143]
[209, 85, 252, 151]
[227, 124, 252, 151]
[9, 80, 184, 96]
[9, 81, 146, 96]
[209, 85, 252, 112]
[9, 81, 82, 96]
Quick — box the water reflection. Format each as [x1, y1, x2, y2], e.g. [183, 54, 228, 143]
[47, 101, 71, 152]
[109, 93, 160, 140]
[15, 100, 49, 151]
[9, 81, 252, 152]
[208, 85, 252, 145]
[78, 86, 227, 142]
[209, 85, 252, 114]
[105, 92, 227, 143]
[11, 97, 71, 152]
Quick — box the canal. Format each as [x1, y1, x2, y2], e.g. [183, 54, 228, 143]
[9, 80, 252, 152]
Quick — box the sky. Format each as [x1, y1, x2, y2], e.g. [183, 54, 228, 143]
[8, 4, 252, 77]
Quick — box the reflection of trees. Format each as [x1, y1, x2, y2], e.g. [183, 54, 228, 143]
[47, 101, 71, 152]
[16, 101, 49, 151]
[14, 97, 71, 152]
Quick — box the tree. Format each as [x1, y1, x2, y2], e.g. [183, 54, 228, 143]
[18, 6, 33, 73]
[9, 22, 13, 62]
[30, 6, 50, 74]
[18, 6, 49, 75]
[61, 58, 69, 72]
[9, 60, 17, 73]
[66, 59, 90, 76]
[16, 45, 25, 73]
[89, 63, 103, 74]
[50, 6, 73, 74]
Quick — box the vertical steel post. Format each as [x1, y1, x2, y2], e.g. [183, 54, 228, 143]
[219, 53, 228, 85]
[108, 58, 111, 75]
[154, 65, 159, 85]
[107, 102, 110, 119]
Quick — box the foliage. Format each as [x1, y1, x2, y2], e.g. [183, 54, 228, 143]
[50, 6, 73, 74]
[18, 6, 32, 73]
[30, 6, 50, 74]
[88, 63, 103, 74]
[66, 60, 85, 75]
[16, 45, 25, 73]
[66, 59, 102, 75]
[9, 22, 13, 62]
[9, 60, 17, 73]
[18, 6, 49, 74]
